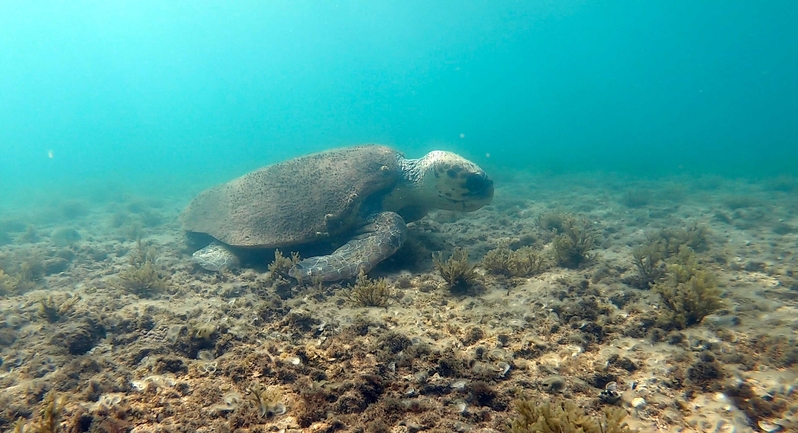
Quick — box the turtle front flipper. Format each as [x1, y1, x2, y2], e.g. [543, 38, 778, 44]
[289, 212, 407, 282]
[192, 241, 241, 272]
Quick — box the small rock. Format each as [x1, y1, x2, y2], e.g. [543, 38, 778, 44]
[51, 228, 81, 246]
[44, 258, 70, 275]
[541, 375, 566, 393]
[155, 356, 187, 375]
[757, 420, 782, 433]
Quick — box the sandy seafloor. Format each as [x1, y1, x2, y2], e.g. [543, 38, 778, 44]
[0, 170, 796, 433]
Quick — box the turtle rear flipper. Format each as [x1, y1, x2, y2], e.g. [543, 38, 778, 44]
[289, 212, 407, 282]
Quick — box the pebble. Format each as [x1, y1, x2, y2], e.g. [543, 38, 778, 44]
[758, 421, 782, 432]
[631, 397, 646, 408]
[451, 380, 468, 390]
[496, 361, 511, 377]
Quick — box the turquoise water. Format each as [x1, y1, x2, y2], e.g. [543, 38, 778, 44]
[1, 1, 796, 201]
[2, 3, 798, 431]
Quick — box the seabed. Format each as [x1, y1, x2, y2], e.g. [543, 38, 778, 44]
[0, 171, 796, 433]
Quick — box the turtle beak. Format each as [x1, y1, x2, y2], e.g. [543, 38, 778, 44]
[465, 173, 494, 201]
[457, 172, 493, 211]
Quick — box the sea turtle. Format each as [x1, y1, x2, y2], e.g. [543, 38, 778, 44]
[180, 144, 493, 281]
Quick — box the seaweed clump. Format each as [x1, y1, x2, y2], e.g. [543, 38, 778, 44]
[629, 225, 709, 289]
[37, 294, 78, 323]
[346, 271, 391, 307]
[191, 323, 217, 340]
[117, 240, 168, 298]
[0, 257, 42, 295]
[482, 245, 545, 277]
[433, 248, 478, 292]
[548, 215, 596, 268]
[724, 377, 789, 428]
[686, 351, 725, 392]
[19, 225, 40, 244]
[508, 399, 632, 433]
[0, 268, 18, 296]
[747, 334, 798, 368]
[12, 391, 65, 433]
[657, 225, 709, 255]
[537, 211, 571, 233]
[652, 246, 723, 329]
[247, 383, 286, 418]
[267, 249, 300, 280]
[19, 257, 45, 284]
[620, 190, 651, 208]
[630, 241, 666, 289]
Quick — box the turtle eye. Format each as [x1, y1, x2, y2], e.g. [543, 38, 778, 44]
[464, 173, 493, 194]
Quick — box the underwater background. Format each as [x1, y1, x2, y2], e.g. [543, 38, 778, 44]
[2, 2, 798, 433]
[2, 1, 797, 204]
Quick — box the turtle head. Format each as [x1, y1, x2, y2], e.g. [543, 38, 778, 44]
[417, 151, 494, 212]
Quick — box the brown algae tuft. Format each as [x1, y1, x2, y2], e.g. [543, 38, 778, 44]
[246, 383, 287, 418]
[0, 268, 18, 296]
[267, 249, 300, 281]
[550, 215, 596, 269]
[346, 271, 392, 307]
[482, 245, 546, 277]
[538, 212, 597, 268]
[433, 247, 479, 292]
[12, 391, 65, 433]
[37, 294, 78, 323]
[628, 225, 710, 289]
[117, 239, 168, 298]
[630, 241, 666, 289]
[508, 399, 633, 433]
[652, 246, 724, 329]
